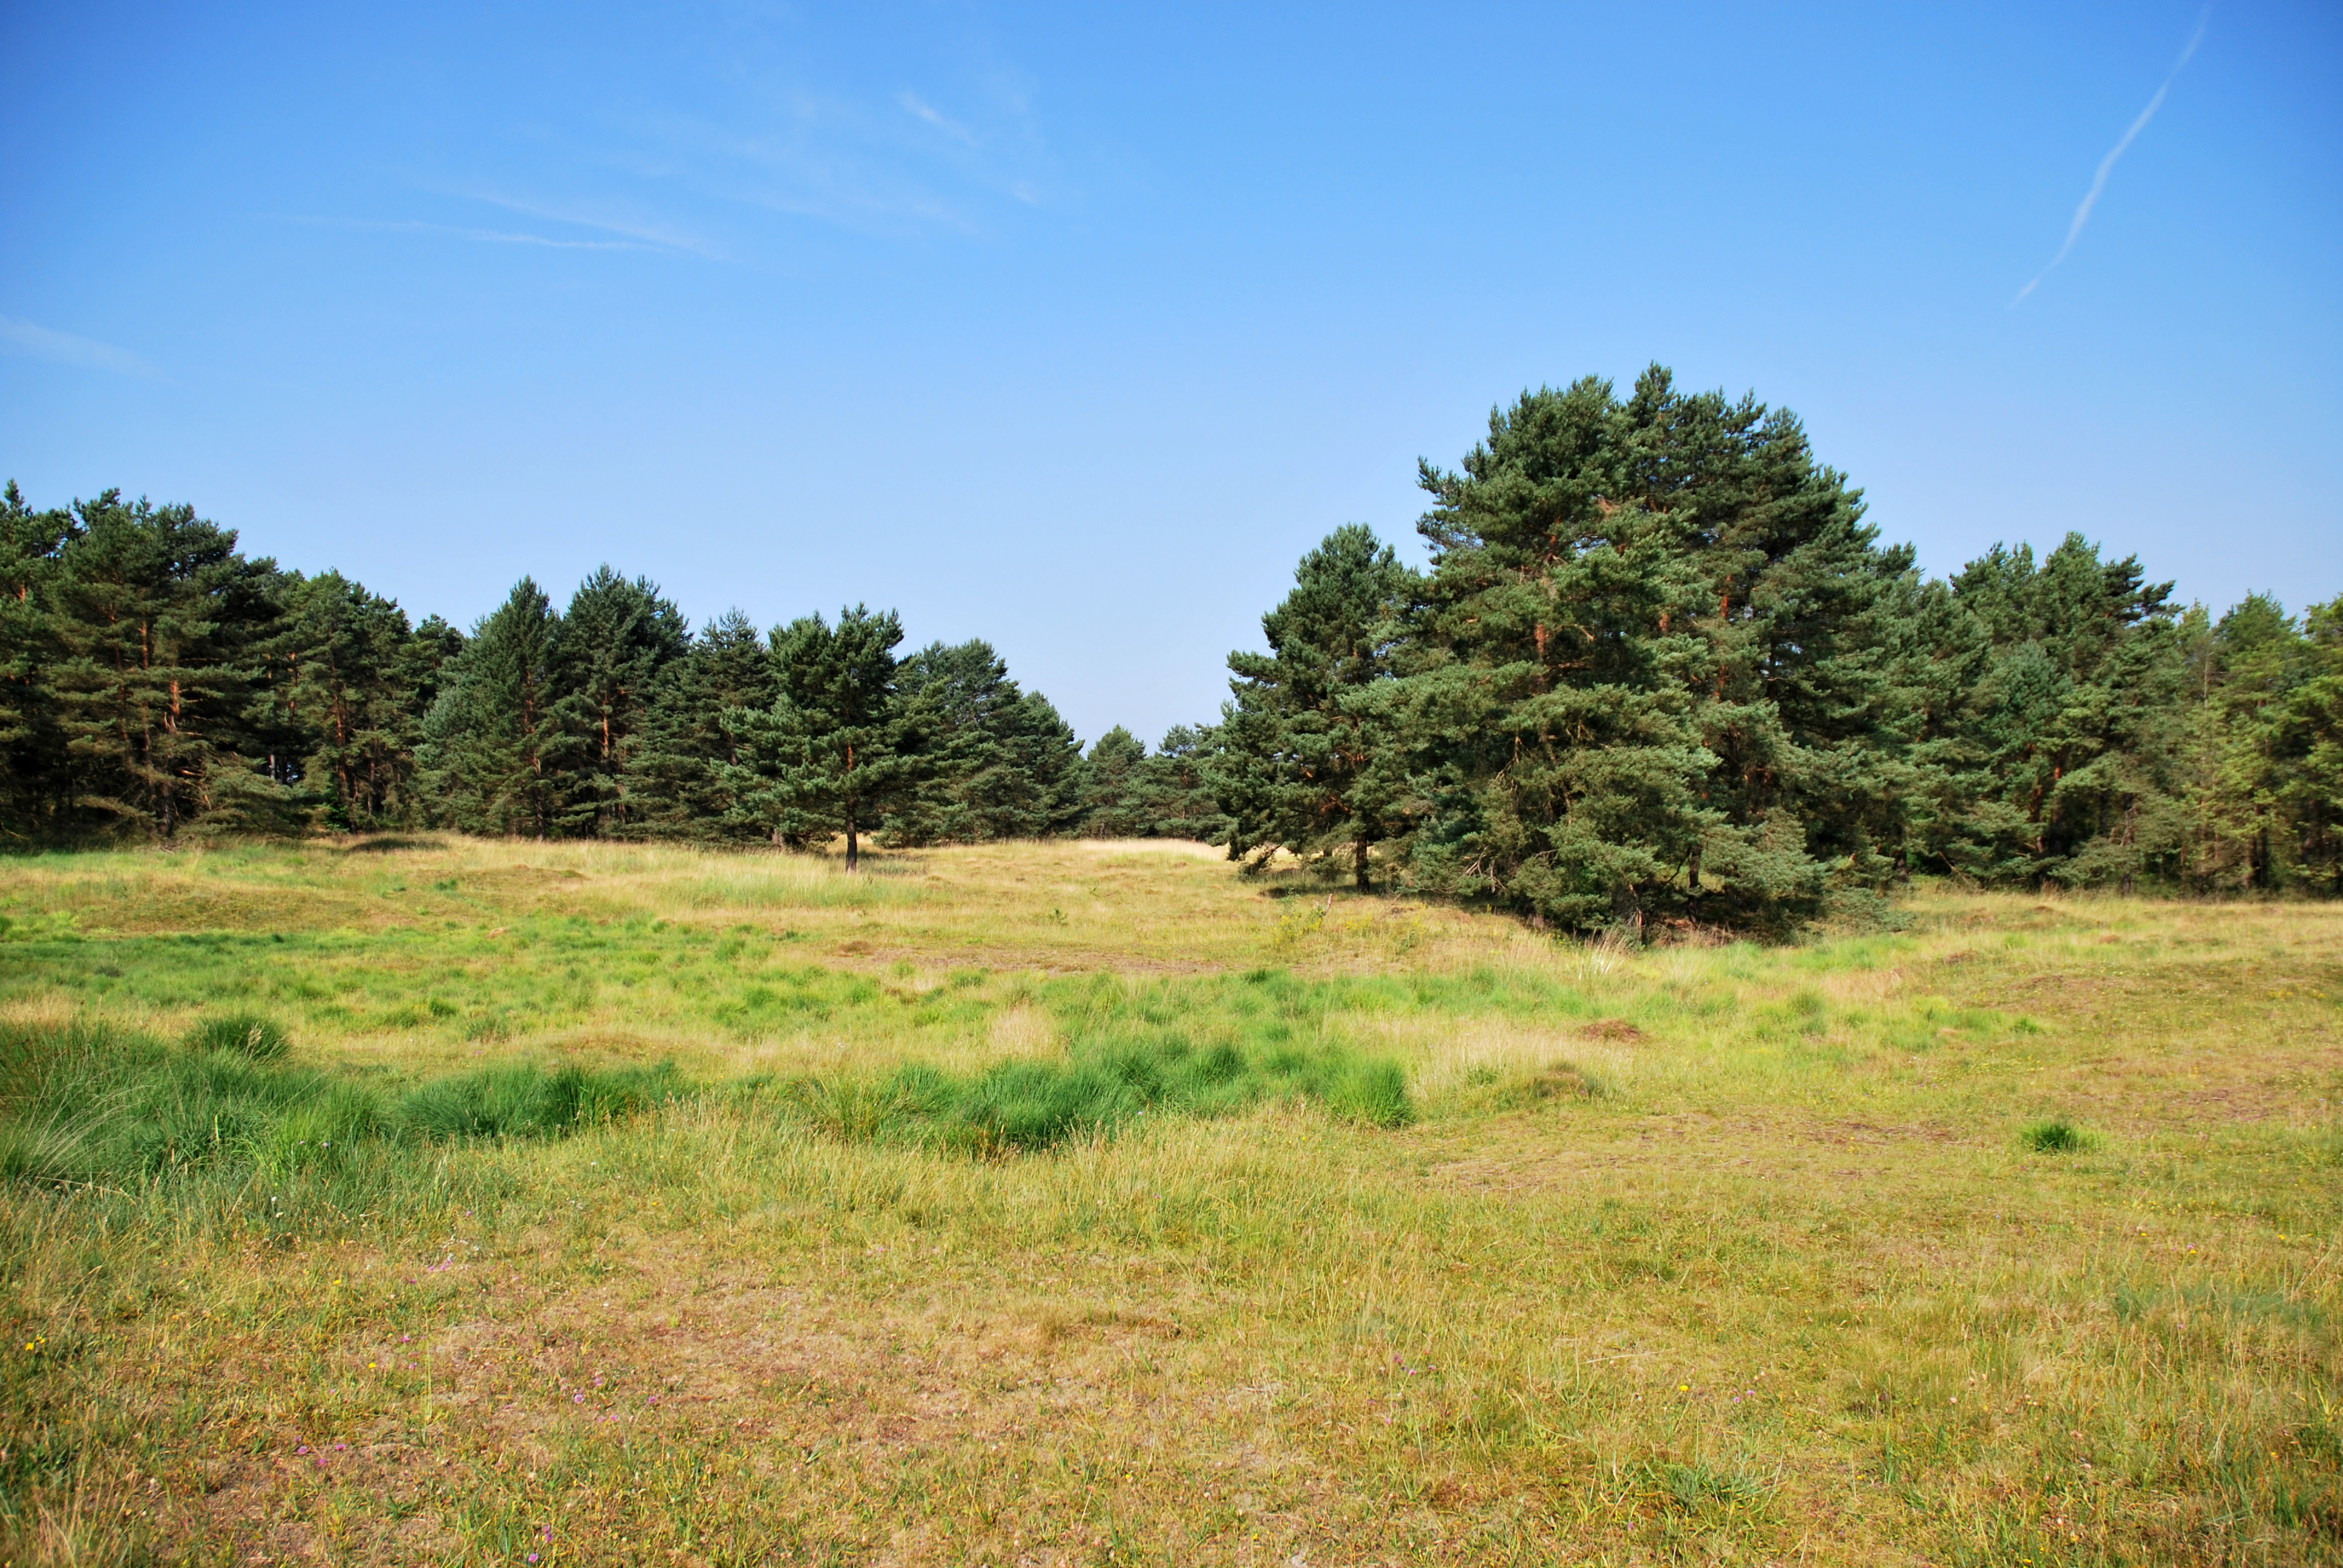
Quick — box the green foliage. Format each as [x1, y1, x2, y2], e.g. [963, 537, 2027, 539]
[261, 572, 457, 831]
[1, 404, 2335, 898]
[554, 567, 689, 837]
[1078, 725, 1152, 835]
[0, 1016, 678, 1189]
[726, 606, 914, 868]
[398, 1060, 680, 1140]
[1217, 524, 1415, 884]
[31, 491, 284, 839]
[1076, 724, 1228, 841]
[890, 639, 1087, 843]
[1373, 368, 1900, 932]
[1201, 373, 2343, 926]
[419, 578, 572, 836]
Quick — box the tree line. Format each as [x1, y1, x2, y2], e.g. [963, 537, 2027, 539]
[0, 488, 1216, 859]
[1211, 368, 2343, 930]
[5, 363, 2337, 930]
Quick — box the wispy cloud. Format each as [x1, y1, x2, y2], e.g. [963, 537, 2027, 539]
[453, 190, 728, 258]
[897, 90, 979, 148]
[283, 215, 659, 252]
[625, 119, 975, 235]
[0, 315, 165, 379]
[2013, 7, 2210, 306]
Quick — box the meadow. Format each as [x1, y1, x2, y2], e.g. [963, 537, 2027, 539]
[0, 835, 2337, 1567]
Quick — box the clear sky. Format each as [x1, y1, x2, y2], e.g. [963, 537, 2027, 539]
[3, 2, 2337, 746]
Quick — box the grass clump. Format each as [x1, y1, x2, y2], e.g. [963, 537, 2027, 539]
[0, 1018, 681, 1187]
[181, 1010, 291, 1060]
[399, 1060, 681, 1141]
[2021, 1117, 2091, 1154]
[787, 1032, 1411, 1154]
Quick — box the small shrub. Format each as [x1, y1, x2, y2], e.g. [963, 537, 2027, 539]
[183, 1012, 290, 1060]
[2022, 1118, 2089, 1154]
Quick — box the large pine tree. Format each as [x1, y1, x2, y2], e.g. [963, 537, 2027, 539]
[891, 639, 1085, 844]
[620, 609, 778, 841]
[42, 492, 283, 838]
[1930, 534, 2188, 888]
[1395, 368, 1902, 932]
[261, 572, 454, 830]
[0, 484, 79, 838]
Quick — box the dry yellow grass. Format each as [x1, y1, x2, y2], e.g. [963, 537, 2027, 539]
[1, 837, 2338, 1565]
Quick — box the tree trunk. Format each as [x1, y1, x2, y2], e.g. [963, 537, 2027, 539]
[845, 810, 859, 872]
[1611, 881, 1642, 939]
[1353, 834, 1371, 890]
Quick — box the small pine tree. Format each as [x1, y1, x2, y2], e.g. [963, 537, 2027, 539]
[726, 606, 909, 869]
[555, 567, 689, 835]
[1217, 524, 1414, 886]
[1078, 726, 1151, 837]
[420, 579, 571, 837]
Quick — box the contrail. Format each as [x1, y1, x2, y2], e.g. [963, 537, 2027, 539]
[2013, 7, 2210, 305]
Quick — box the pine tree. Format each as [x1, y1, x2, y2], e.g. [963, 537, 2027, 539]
[555, 567, 689, 835]
[620, 609, 777, 841]
[891, 639, 1085, 843]
[0, 483, 79, 838]
[1217, 524, 1414, 886]
[1937, 534, 2187, 888]
[43, 492, 283, 838]
[726, 606, 909, 868]
[1078, 726, 1151, 837]
[261, 572, 440, 829]
[420, 579, 571, 837]
[2278, 595, 2343, 892]
[1135, 724, 1228, 841]
[1394, 369, 1901, 932]
[2176, 594, 2305, 890]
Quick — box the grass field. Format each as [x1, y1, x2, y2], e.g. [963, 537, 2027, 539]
[1, 835, 2338, 1567]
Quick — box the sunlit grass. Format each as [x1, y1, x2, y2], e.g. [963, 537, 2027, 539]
[0, 838, 2338, 1563]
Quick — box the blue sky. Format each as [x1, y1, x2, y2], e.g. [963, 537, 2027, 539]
[3, 2, 2337, 746]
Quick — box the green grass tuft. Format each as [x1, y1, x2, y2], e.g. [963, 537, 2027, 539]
[2021, 1117, 2090, 1154]
[0, 1018, 683, 1187]
[181, 1010, 290, 1060]
[784, 1027, 1413, 1153]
